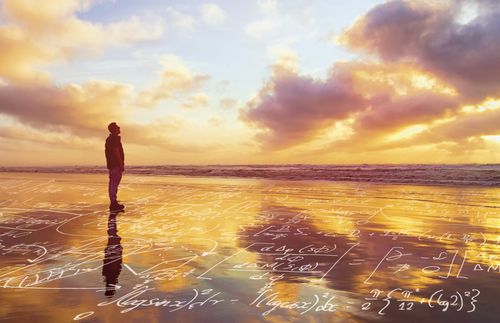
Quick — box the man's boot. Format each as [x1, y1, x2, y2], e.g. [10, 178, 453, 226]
[109, 201, 125, 211]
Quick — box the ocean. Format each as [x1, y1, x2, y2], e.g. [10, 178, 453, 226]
[1, 164, 499, 187]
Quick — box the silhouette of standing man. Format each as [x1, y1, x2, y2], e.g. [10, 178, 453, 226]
[105, 122, 125, 211]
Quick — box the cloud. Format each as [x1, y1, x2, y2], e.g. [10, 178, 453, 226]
[242, 58, 472, 151]
[215, 80, 230, 95]
[354, 92, 460, 133]
[242, 0, 500, 155]
[380, 104, 500, 151]
[268, 44, 299, 76]
[181, 94, 209, 109]
[166, 7, 195, 29]
[0, 1, 221, 157]
[199, 3, 226, 26]
[120, 120, 189, 149]
[341, 0, 500, 101]
[0, 114, 216, 165]
[2, 0, 162, 42]
[257, 0, 279, 14]
[326, 96, 463, 152]
[0, 30, 217, 150]
[219, 98, 238, 110]
[0, 81, 132, 136]
[103, 15, 164, 44]
[0, 26, 54, 83]
[245, 19, 279, 39]
[241, 66, 366, 149]
[321, 78, 500, 153]
[208, 115, 224, 127]
[0, 0, 164, 84]
[0, 120, 98, 149]
[0, 80, 204, 152]
[136, 55, 210, 108]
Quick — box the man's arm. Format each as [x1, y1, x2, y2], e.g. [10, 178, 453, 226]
[113, 147, 124, 172]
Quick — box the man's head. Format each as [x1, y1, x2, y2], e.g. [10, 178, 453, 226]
[108, 122, 121, 135]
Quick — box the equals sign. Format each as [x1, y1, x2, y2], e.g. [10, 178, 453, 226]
[348, 259, 366, 265]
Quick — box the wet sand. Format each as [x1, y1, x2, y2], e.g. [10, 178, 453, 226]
[0, 172, 499, 322]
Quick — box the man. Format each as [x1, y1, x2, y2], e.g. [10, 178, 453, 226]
[105, 122, 125, 211]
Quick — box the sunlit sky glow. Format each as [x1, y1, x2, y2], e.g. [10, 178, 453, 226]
[0, 0, 499, 166]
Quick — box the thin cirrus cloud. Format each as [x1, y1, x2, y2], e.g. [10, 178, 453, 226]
[242, 0, 500, 152]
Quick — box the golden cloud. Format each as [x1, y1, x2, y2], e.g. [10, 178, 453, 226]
[135, 55, 210, 108]
[0, 80, 132, 135]
[0, 0, 164, 84]
[181, 94, 209, 109]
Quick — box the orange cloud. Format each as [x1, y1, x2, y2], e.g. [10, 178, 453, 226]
[0, 0, 164, 84]
[0, 80, 217, 155]
[0, 120, 97, 149]
[181, 94, 209, 109]
[0, 35, 217, 159]
[0, 25, 55, 83]
[376, 103, 500, 152]
[136, 55, 210, 108]
[0, 81, 132, 136]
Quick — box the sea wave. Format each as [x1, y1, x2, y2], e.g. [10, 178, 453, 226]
[1, 164, 499, 187]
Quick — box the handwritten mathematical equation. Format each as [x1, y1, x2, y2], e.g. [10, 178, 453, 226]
[361, 287, 480, 315]
[0, 174, 499, 321]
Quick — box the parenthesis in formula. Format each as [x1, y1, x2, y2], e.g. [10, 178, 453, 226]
[456, 291, 464, 311]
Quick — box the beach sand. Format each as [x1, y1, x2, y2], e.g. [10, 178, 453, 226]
[0, 172, 499, 322]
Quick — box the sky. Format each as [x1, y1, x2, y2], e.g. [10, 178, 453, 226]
[0, 0, 499, 166]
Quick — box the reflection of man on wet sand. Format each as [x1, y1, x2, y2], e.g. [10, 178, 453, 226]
[102, 212, 123, 297]
[105, 122, 125, 212]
